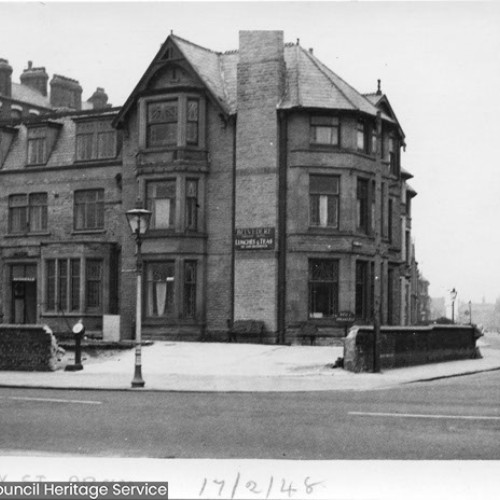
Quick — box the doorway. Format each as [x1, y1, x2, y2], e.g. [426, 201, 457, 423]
[11, 264, 37, 324]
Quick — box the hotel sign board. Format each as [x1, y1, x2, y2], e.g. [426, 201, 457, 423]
[235, 227, 275, 250]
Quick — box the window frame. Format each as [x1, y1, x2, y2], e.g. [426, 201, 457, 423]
[73, 189, 105, 231]
[8, 192, 48, 234]
[309, 115, 340, 147]
[309, 174, 340, 229]
[139, 93, 205, 151]
[144, 259, 199, 321]
[75, 119, 118, 162]
[308, 259, 339, 319]
[45, 258, 82, 313]
[146, 179, 177, 231]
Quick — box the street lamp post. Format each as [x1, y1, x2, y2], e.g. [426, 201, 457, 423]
[126, 199, 152, 388]
[469, 300, 472, 325]
[450, 288, 458, 324]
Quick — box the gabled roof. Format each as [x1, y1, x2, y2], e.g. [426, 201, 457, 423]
[115, 33, 405, 129]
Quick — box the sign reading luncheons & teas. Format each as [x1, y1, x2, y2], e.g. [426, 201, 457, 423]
[235, 227, 275, 250]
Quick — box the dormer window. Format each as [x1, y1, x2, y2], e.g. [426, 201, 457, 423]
[27, 128, 47, 165]
[25, 121, 62, 167]
[75, 119, 117, 161]
[140, 94, 204, 150]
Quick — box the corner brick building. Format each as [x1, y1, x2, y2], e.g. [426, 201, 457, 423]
[0, 31, 423, 343]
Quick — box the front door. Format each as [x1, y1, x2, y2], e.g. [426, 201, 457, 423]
[11, 264, 37, 324]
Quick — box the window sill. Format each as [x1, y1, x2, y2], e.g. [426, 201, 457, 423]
[74, 158, 121, 167]
[41, 312, 103, 318]
[71, 229, 106, 235]
[144, 230, 207, 239]
[5, 232, 51, 238]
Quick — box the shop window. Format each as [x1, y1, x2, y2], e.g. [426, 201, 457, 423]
[75, 120, 117, 161]
[309, 175, 339, 228]
[310, 115, 340, 146]
[355, 260, 374, 321]
[8, 192, 47, 233]
[45, 258, 81, 312]
[74, 189, 104, 230]
[147, 180, 176, 229]
[308, 259, 339, 319]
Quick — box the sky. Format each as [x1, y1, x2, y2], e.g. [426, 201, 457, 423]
[1, 1, 499, 304]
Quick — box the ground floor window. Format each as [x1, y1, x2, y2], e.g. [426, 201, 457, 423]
[45, 258, 101, 313]
[308, 259, 339, 318]
[145, 260, 198, 320]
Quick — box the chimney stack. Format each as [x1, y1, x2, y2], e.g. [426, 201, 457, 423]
[0, 58, 13, 98]
[50, 74, 82, 110]
[20, 61, 49, 96]
[87, 87, 109, 109]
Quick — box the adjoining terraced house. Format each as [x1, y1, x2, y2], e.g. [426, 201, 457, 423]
[0, 30, 426, 343]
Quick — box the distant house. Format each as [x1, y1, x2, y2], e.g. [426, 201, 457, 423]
[0, 31, 425, 343]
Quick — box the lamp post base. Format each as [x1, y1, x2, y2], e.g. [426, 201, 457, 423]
[131, 365, 145, 388]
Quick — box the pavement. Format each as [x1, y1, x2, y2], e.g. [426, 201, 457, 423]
[1, 332, 500, 392]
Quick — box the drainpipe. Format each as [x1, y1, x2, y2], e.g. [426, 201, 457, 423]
[230, 115, 237, 328]
[277, 110, 288, 344]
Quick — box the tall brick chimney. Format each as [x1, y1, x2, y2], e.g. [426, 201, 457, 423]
[50, 74, 82, 110]
[87, 87, 109, 109]
[0, 58, 13, 97]
[20, 61, 49, 96]
[234, 31, 286, 332]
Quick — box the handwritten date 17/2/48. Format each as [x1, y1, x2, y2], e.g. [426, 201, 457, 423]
[199, 473, 324, 499]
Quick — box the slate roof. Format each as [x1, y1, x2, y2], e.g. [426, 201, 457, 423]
[172, 35, 394, 121]
[11, 82, 51, 109]
[117, 34, 402, 127]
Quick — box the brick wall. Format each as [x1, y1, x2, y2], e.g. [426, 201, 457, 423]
[344, 325, 481, 372]
[234, 31, 285, 333]
[0, 324, 61, 371]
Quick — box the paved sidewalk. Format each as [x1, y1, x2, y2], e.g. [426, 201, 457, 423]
[1, 332, 500, 392]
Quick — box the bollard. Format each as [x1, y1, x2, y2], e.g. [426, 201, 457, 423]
[65, 319, 85, 371]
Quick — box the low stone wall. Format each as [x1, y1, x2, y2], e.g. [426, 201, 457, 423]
[344, 325, 481, 373]
[0, 324, 62, 371]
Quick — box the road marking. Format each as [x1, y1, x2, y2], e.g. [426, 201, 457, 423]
[349, 411, 500, 421]
[8, 396, 102, 405]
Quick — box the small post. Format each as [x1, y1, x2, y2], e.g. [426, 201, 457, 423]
[65, 319, 85, 371]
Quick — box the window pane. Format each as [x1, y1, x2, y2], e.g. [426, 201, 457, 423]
[29, 193, 47, 232]
[58, 260, 68, 311]
[9, 195, 27, 233]
[147, 181, 176, 229]
[308, 260, 338, 318]
[70, 259, 80, 311]
[86, 260, 102, 310]
[146, 262, 175, 317]
[46, 260, 56, 311]
[183, 261, 197, 318]
[74, 190, 104, 230]
[185, 180, 198, 230]
[76, 134, 94, 161]
[28, 138, 46, 165]
[310, 176, 338, 194]
[97, 131, 116, 159]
